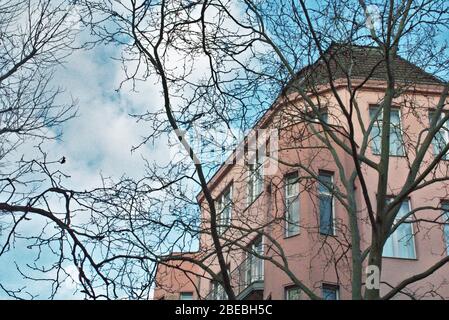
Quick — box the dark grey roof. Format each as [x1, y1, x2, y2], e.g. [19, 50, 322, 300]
[286, 43, 444, 93]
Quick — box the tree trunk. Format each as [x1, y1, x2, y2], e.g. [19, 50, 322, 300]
[348, 193, 363, 300]
[364, 239, 383, 300]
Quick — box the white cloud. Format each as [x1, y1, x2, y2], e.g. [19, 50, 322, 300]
[40, 42, 171, 189]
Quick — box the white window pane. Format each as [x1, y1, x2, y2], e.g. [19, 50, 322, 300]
[318, 173, 334, 235]
[382, 200, 415, 259]
[285, 287, 301, 300]
[396, 222, 415, 259]
[443, 203, 449, 255]
[253, 238, 263, 280]
[217, 186, 232, 234]
[180, 292, 193, 300]
[430, 112, 449, 159]
[286, 175, 298, 196]
[212, 282, 226, 300]
[444, 224, 449, 255]
[369, 108, 382, 121]
[370, 107, 404, 156]
[397, 200, 410, 218]
[319, 194, 333, 234]
[286, 197, 300, 236]
[371, 126, 381, 154]
[222, 206, 230, 224]
[390, 109, 400, 124]
[246, 237, 264, 284]
[285, 174, 300, 236]
[434, 131, 448, 157]
[248, 163, 263, 203]
[256, 164, 263, 194]
[382, 235, 395, 257]
[391, 128, 405, 156]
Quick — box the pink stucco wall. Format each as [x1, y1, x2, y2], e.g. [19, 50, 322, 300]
[153, 254, 201, 300]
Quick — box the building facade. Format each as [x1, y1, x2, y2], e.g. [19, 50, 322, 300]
[154, 44, 449, 300]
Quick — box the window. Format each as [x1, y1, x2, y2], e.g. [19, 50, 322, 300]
[285, 286, 301, 300]
[382, 200, 416, 259]
[429, 111, 449, 159]
[442, 202, 449, 255]
[370, 106, 405, 156]
[248, 161, 264, 204]
[179, 292, 193, 300]
[307, 109, 328, 124]
[211, 281, 227, 300]
[245, 237, 264, 285]
[285, 173, 300, 237]
[322, 284, 339, 300]
[320, 111, 329, 124]
[216, 185, 232, 234]
[318, 172, 334, 235]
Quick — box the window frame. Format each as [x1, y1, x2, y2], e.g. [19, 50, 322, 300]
[210, 277, 228, 300]
[306, 107, 329, 125]
[382, 199, 417, 260]
[369, 105, 405, 157]
[245, 236, 264, 285]
[284, 172, 300, 237]
[441, 201, 449, 255]
[247, 160, 264, 206]
[216, 183, 233, 234]
[216, 283, 225, 300]
[284, 285, 301, 300]
[429, 110, 449, 160]
[318, 171, 336, 236]
[321, 283, 340, 300]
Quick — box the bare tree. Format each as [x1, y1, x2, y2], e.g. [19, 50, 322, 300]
[0, 0, 79, 298]
[2, 0, 449, 300]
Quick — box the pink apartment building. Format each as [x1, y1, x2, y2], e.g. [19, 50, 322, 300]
[153, 253, 201, 300]
[154, 44, 449, 300]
